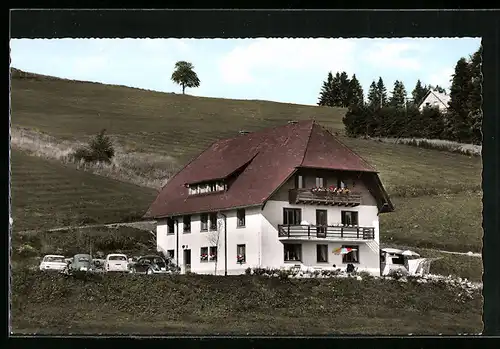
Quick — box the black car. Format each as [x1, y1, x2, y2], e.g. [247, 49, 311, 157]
[129, 255, 174, 275]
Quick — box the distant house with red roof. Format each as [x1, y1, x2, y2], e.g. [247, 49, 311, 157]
[145, 120, 393, 276]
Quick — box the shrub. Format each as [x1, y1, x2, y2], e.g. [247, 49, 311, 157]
[71, 129, 115, 164]
[387, 268, 408, 280]
[15, 243, 38, 258]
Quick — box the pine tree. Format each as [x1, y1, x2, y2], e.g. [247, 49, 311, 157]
[331, 72, 343, 107]
[318, 72, 335, 106]
[376, 77, 388, 107]
[447, 57, 473, 142]
[411, 79, 428, 106]
[347, 74, 364, 107]
[468, 45, 482, 144]
[389, 80, 407, 109]
[339, 71, 351, 107]
[367, 81, 379, 109]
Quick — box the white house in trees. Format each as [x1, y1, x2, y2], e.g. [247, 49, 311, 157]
[417, 90, 450, 112]
[144, 120, 394, 276]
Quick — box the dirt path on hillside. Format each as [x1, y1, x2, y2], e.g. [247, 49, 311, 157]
[434, 249, 482, 258]
[14, 220, 157, 235]
[381, 243, 481, 258]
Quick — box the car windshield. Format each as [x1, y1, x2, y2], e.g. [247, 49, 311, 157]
[77, 256, 90, 262]
[153, 258, 165, 266]
[45, 256, 65, 263]
[109, 256, 127, 261]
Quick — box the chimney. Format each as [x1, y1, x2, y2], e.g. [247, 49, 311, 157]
[239, 130, 250, 135]
[288, 120, 298, 124]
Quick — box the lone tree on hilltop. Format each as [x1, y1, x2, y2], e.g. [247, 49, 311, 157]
[171, 61, 200, 94]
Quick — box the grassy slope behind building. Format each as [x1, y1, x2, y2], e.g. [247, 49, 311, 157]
[10, 69, 483, 254]
[11, 149, 157, 232]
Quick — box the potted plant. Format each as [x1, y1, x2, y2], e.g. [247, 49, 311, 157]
[200, 253, 208, 261]
[237, 255, 245, 264]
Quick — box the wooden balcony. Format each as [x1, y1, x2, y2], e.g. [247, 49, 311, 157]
[289, 189, 362, 206]
[278, 224, 375, 240]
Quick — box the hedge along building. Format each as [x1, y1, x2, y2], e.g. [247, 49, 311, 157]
[144, 120, 394, 276]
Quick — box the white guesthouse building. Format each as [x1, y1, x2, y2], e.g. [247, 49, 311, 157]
[145, 120, 394, 276]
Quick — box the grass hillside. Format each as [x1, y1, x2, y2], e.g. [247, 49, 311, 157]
[11, 70, 345, 164]
[10, 69, 483, 255]
[11, 149, 157, 232]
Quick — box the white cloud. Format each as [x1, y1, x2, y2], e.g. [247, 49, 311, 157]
[427, 67, 454, 90]
[363, 41, 423, 71]
[218, 38, 356, 85]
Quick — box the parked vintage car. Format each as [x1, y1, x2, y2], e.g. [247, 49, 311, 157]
[65, 253, 94, 273]
[105, 253, 129, 272]
[129, 255, 171, 275]
[39, 254, 67, 272]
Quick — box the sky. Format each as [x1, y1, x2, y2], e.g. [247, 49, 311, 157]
[10, 38, 481, 106]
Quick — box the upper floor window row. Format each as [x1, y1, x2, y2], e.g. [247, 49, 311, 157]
[187, 181, 227, 195]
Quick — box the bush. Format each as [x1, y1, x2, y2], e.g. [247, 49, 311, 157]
[15, 243, 38, 258]
[72, 129, 114, 164]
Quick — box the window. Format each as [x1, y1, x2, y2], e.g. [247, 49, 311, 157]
[200, 247, 208, 262]
[284, 244, 302, 262]
[237, 244, 246, 264]
[295, 175, 304, 189]
[342, 245, 359, 264]
[167, 218, 175, 235]
[317, 244, 328, 263]
[209, 212, 218, 231]
[183, 215, 191, 233]
[341, 211, 358, 226]
[391, 255, 405, 265]
[337, 178, 346, 189]
[200, 213, 208, 231]
[188, 181, 226, 196]
[237, 209, 246, 227]
[283, 208, 301, 225]
[209, 246, 217, 262]
[315, 177, 324, 187]
[167, 250, 175, 259]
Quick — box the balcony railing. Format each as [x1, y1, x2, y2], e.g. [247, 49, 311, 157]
[289, 189, 362, 206]
[278, 224, 375, 240]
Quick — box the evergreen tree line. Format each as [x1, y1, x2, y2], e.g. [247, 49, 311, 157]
[318, 72, 446, 110]
[337, 45, 482, 144]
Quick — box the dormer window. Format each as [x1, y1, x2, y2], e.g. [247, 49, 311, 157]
[187, 180, 227, 196]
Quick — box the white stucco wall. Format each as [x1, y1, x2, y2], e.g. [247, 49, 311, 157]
[260, 200, 381, 275]
[157, 201, 381, 276]
[156, 207, 262, 275]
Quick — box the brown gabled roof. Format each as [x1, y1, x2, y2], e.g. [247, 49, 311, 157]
[145, 120, 388, 218]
